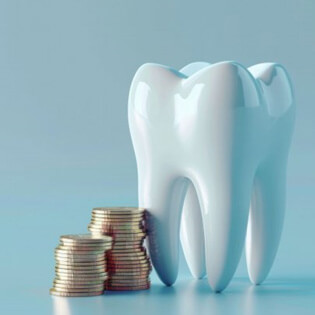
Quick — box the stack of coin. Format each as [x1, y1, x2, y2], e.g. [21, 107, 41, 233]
[50, 234, 112, 297]
[88, 207, 151, 291]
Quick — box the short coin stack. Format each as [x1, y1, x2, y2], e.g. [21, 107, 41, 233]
[88, 207, 151, 291]
[50, 234, 112, 297]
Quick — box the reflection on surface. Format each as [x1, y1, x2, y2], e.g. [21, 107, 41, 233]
[52, 296, 72, 315]
[52, 277, 315, 315]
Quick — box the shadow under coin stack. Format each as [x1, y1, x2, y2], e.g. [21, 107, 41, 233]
[50, 234, 112, 297]
[88, 207, 151, 291]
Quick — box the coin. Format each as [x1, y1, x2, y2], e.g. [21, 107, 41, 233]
[107, 267, 150, 272]
[107, 261, 149, 267]
[90, 218, 143, 225]
[107, 272, 150, 277]
[88, 222, 145, 233]
[94, 232, 146, 240]
[108, 252, 149, 258]
[108, 252, 148, 258]
[92, 207, 145, 213]
[56, 266, 106, 273]
[57, 244, 111, 251]
[91, 214, 144, 224]
[105, 284, 150, 291]
[60, 234, 112, 244]
[111, 243, 144, 249]
[107, 268, 151, 273]
[53, 282, 104, 290]
[55, 261, 106, 267]
[55, 257, 105, 264]
[89, 231, 145, 239]
[54, 279, 105, 286]
[50, 288, 104, 297]
[55, 264, 106, 273]
[107, 270, 150, 275]
[55, 247, 106, 255]
[55, 275, 108, 281]
[106, 279, 150, 286]
[109, 274, 148, 280]
[107, 257, 150, 263]
[53, 285, 104, 293]
[55, 250, 105, 257]
[88, 226, 144, 234]
[108, 279, 148, 283]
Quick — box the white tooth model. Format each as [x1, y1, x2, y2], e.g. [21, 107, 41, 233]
[128, 61, 295, 292]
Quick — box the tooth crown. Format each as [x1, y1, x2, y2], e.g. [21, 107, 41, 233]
[128, 61, 295, 292]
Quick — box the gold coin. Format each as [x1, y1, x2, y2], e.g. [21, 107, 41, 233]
[108, 260, 148, 266]
[55, 247, 107, 255]
[105, 284, 150, 291]
[55, 257, 105, 264]
[90, 218, 143, 225]
[105, 280, 149, 287]
[55, 265, 106, 271]
[88, 229, 145, 237]
[91, 210, 145, 215]
[110, 250, 146, 256]
[91, 215, 144, 221]
[88, 222, 144, 230]
[55, 272, 107, 279]
[88, 225, 144, 234]
[57, 244, 111, 251]
[52, 286, 104, 293]
[55, 251, 105, 258]
[109, 255, 148, 261]
[59, 242, 113, 250]
[112, 243, 144, 249]
[107, 266, 151, 272]
[55, 274, 108, 281]
[55, 267, 106, 274]
[91, 217, 144, 223]
[92, 207, 145, 213]
[109, 274, 149, 280]
[109, 249, 146, 256]
[107, 271, 150, 276]
[108, 257, 148, 263]
[60, 234, 112, 244]
[106, 280, 150, 286]
[53, 282, 104, 290]
[89, 230, 146, 238]
[107, 266, 151, 273]
[55, 264, 106, 273]
[55, 260, 106, 267]
[54, 279, 105, 286]
[111, 231, 146, 237]
[91, 214, 144, 220]
[50, 288, 104, 297]
[108, 265, 151, 271]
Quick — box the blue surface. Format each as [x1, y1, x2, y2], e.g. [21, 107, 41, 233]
[0, 0, 315, 314]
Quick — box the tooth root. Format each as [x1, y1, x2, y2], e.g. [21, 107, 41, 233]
[246, 161, 286, 285]
[180, 183, 206, 279]
[139, 169, 189, 286]
[193, 166, 253, 292]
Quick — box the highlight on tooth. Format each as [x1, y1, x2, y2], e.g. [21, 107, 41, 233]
[128, 61, 295, 292]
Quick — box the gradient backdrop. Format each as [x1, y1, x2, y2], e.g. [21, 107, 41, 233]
[0, 0, 314, 314]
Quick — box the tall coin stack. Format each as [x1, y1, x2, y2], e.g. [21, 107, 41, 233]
[50, 234, 112, 297]
[88, 207, 152, 291]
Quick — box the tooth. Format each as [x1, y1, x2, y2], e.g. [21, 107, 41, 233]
[245, 63, 295, 284]
[128, 61, 295, 292]
[179, 62, 208, 280]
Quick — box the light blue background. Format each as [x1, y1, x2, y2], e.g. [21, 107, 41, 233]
[0, 0, 314, 314]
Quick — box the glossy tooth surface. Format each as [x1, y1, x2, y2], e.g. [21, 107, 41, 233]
[128, 61, 295, 291]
